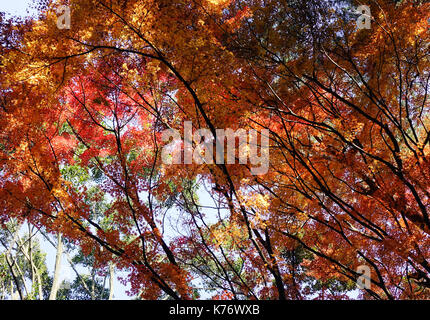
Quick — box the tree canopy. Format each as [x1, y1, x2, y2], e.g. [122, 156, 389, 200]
[0, 0, 429, 299]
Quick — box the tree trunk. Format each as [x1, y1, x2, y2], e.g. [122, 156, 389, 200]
[49, 233, 63, 300]
[91, 269, 95, 300]
[108, 262, 114, 300]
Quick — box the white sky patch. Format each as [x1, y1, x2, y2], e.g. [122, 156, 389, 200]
[1, 0, 38, 18]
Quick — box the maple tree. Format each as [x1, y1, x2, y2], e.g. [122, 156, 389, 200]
[0, 0, 429, 299]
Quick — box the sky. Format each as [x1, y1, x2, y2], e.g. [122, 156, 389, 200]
[1, 0, 38, 18]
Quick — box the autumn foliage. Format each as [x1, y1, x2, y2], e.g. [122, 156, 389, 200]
[0, 0, 429, 299]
